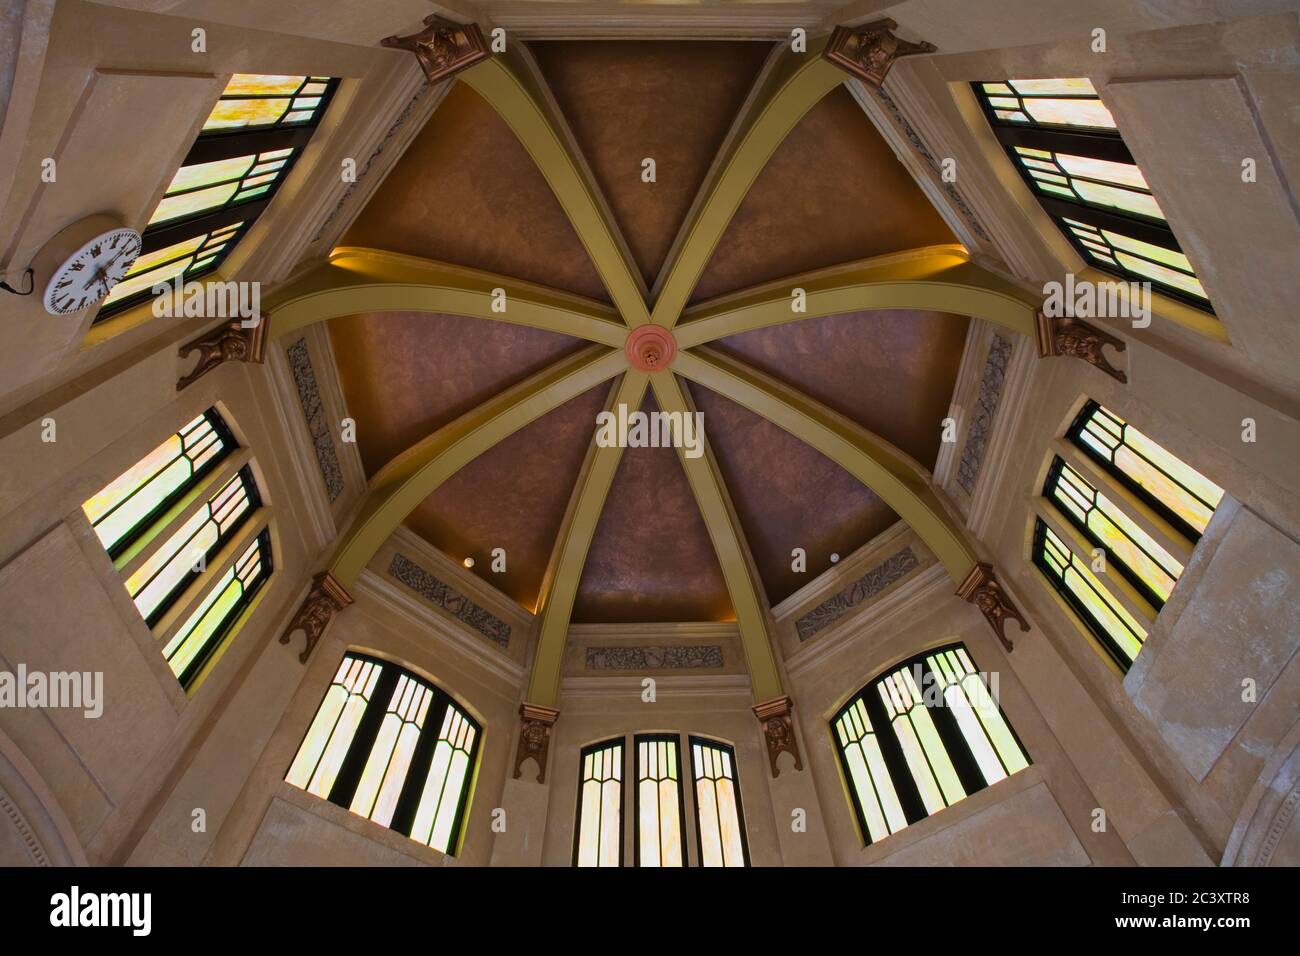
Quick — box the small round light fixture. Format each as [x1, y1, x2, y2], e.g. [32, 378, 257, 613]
[830, 553, 840, 563]
[624, 324, 677, 372]
[463, 556, 475, 569]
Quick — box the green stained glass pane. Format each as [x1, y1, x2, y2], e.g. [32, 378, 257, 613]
[164, 573, 242, 678]
[149, 183, 241, 225]
[165, 155, 255, 194]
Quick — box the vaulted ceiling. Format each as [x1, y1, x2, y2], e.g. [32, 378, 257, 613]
[327, 39, 970, 622]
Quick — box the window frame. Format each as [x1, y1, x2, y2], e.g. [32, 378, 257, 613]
[687, 735, 751, 868]
[284, 651, 482, 857]
[971, 81, 1213, 313]
[831, 643, 1031, 847]
[95, 76, 339, 322]
[572, 737, 626, 867]
[632, 732, 689, 868]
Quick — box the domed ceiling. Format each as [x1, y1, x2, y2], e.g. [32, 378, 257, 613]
[329, 39, 968, 621]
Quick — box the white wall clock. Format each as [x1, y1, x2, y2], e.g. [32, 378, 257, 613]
[38, 215, 142, 316]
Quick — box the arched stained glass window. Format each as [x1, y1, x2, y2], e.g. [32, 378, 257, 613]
[82, 409, 234, 557]
[285, 653, 480, 856]
[689, 737, 749, 867]
[1044, 456, 1183, 609]
[1033, 519, 1148, 670]
[1068, 400, 1224, 542]
[973, 78, 1211, 310]
[574, 739, 624, 867]
[832, 644, 1030, 846]
[98, 73, 337, 320]
[634, 734, 686, 867]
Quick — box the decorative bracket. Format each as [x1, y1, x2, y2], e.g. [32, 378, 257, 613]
[278, 571, 354, 664]
[823, 19, 937, 88]
[753, 696, 803, 777]
[1036, 310, 1128, 383]
[380, 16, 490, 84]
[176, 318, 267, 391]
[513, 703, 560, 783]
[956, 562, 1029, 652]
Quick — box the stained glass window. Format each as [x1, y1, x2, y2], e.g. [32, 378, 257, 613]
[833, 645, 1030, 846]
[574, 739, 624, 867]
[1068, 400, 1224, 542]
[634, 734, 686, 867]
[82, 409, 235, 558]
[163, 529, 271, 689]
[126, 465, 260, 626]
[1044, 456, 1183, 609]
[285, 653, 480, 856]
[96, 73, 337, 321]
[1033, 519, 1148, 670]
[974, 78, 1212, 311]
[689, 738, 749, 867]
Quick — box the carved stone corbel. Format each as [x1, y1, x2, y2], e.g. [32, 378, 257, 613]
[380, 16, 490, 84]
[513, 703, 560, 783]
[956, 563, 1029, 652]
[1036, 310, 1128, 383]
[753, 696, 803, 777]
[176, 318, 267, 391]
[823, 19, 937, 88]
[278, 571, 354, 664]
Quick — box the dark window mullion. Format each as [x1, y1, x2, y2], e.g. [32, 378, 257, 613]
[327, 667, 400, 810]
[917, 659, 988, 797]
[1037, 196, 1181, 249]
[860, 685, 928, 825]
[388, 694, 451, 837]
[992, 124, 1133, 163]
[184, 124, 316, 165]
[141, 199, 270, 255]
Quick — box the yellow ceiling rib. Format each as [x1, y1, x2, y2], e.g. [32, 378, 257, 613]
[459, 52, 651, 327]
[526, 371, 650, 707]
[674, 347, 980, 582]
[674, 245, 1041, 348]
[327, 345, 626, 586]
[651, 373, 784, 703]
[651, 37, 844, 329]
[263, 247, 628, 347]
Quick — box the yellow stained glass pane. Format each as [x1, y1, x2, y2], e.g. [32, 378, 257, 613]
[150, 182, 241, 225]
[1073, 181, 1164, 219]
[221, 74, 305, 96]
[1101, 230, 1193, 270]
[203, 98, 290, 131]
[1115, 252, 1208, 299]
[101, 257, 193, 306]
[82, 434, 181, 524]
[286, 683, 350, 789]
[1056, 153, 1149, 190]
[92, 456, 191, 549]
[123, 236, 206, 278]
[1009, 77, 1099, 96]
[1024, 98, 1116, 129]
[166, 155, 255, 194]
[165, 576, 242, 678]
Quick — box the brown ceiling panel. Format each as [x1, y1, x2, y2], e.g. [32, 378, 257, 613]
[529, 39, 774, 289]
[686, 380, 898, 607]
[405, 381, 610, 611]
[712, 308, 970, 469]
[573, 393, 732, 623]
[328, 310, 585, 477]
[343, 82, 608, 302]
[691, 85, 955, 304]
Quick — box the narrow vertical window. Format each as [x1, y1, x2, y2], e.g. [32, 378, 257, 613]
[1033, 519, 1148, 670]
[574, 739, 624, 867]
[1068, 400, 1224, 542]
[689, 738, 749, 867]
[82, 409, 234, 557]
[832, 645, 1030, 846]
[98, 73, 337, 319]
[634, 734, 686, 867]
[973, 78, 1211, 310]
[284, 653, 480, 856]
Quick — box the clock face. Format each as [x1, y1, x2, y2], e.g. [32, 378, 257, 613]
[43, 227, 143, 316]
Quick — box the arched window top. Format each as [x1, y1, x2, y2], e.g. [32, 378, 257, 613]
[285, 653, 481, 857]
[973, 78, 1211, 311]
[98, 72, 338, 320]
[832, 643, 1030, 846]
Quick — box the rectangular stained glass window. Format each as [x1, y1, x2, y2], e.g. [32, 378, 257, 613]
[574, 739, 624, 867]
[974, 78, 1212, 311]
[284, 653, 481, 855]
[689, 738, 749, 867]
[82, 409, 235, 558]
[96, 73, 337, 321]
[634, 734, 686, 867]
[1068, 400, 1224, 543]
[162, 528, 272, 689]
[1033, 519, 1148, 670]
[832, 645, 1030, 846]
[1045, 456, 1183, 609]
[125, 465, 260, 626]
